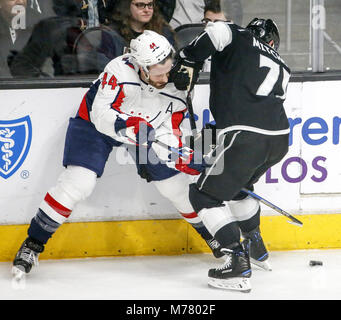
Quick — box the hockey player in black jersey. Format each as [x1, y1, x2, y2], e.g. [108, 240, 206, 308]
[174, 17, 291, 292]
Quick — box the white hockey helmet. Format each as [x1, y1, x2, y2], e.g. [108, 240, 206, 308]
[130, 30, 174, 74]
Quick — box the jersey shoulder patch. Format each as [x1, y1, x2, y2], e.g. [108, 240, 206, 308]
[104, 55, 140, 85]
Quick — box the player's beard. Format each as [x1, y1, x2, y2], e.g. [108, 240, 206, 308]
[148, 79, 167, 89]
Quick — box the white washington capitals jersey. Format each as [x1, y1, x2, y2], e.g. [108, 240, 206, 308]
[76, 54, 188, 149]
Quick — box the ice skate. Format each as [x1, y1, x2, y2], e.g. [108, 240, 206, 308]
[243, 227, 272, 271]
[12, 237, 44, 281]
[208, 242, 252, 293]
[205, 237, 224, 258]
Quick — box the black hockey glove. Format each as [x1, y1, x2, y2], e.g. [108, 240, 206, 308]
[176, 49, 204, 70]
[170, 51, 204, 91]
[168, 62, 191, 91]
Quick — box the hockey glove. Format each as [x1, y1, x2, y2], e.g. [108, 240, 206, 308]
[168, 63, 190, 91]
[171, 50, 204, 91]
[115, 116, 155, 147]
[171, 146, 209, 175]
[169, 51, 204, 90]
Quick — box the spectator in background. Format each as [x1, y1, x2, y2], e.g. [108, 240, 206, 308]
[166, 0, 242, 30]
[110, 0, 176, 49]
[201, 0, 229, 72]
[97, 0, 116, 25]
[10, 0, 123, 77]
[202, 0, 228, 25]
[0, 0, 43, 77]
[79, 0, 117, 27]
[9, 0, 86, 77]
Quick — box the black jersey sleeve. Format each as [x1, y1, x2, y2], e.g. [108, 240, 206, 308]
[181, 32, 216, 62]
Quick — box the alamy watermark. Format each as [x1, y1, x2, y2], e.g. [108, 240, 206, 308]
[113, 127, 226, 176]
[311, 4, 326, 30]
[11, 5, 26, 30]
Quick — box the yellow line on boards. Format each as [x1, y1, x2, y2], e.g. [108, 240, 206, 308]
[1, 214, 341, 262]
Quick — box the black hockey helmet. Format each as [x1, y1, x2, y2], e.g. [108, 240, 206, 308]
[246, 18, 280, 51]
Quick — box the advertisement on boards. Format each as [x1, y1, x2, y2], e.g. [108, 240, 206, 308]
[0, 81, 340, 224]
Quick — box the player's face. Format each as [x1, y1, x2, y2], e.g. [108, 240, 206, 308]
[147, 58, 173, 89]
[130, 1, 154, 24]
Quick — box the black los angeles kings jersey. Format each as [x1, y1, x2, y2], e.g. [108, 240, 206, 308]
[182, 21, 291, 133]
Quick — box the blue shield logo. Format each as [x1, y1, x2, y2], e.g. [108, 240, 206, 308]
[0, 116, 32, 179]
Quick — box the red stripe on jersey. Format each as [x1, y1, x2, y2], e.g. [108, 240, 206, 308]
[44, 193, 72, 218]
[126, 62, 135, 69]
[181, 212, 198, 219]
[78, 94, 90, 121]
[171, 111, 185, 148]
[111, 85, 125, 113]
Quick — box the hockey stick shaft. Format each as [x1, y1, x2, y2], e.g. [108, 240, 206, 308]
[154, 139, 303, 227]
[186, 90, 197, 137]
[184, 67, 201, 148]
[240, 188, 303, 227]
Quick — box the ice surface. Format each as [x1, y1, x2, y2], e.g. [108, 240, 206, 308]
[1, 249, 341, 300]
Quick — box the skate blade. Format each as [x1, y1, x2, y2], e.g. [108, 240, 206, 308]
[12, 266, 26, 279]
[250, 258, 272, 271]
[11, 266, 27, 289]
[208, 277, 251, 293]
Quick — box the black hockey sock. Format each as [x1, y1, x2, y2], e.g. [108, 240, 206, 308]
[214, 221, 241, 249]
[238, 208, 261, 234]
[190, 222, 213, 240]
[28, 209, 61, 244]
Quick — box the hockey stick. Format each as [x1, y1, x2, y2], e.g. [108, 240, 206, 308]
[240, 188, 303, 227]
[186, 90, 197, 149]
[154, 139, 303, 227]
[184, 67, 201, 149]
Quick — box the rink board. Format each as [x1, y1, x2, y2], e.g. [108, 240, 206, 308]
[1, 81, 341, 261]
[1, 213, 341, 262]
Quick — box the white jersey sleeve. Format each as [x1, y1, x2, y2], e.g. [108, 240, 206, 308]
[204, 21, 233, 51]
[89, 56, 142, 144]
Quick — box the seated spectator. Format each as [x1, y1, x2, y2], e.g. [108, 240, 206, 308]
[79, 0, 115, 27]
[202, 0, 228, 25]
[110, 0, 176, 49]
[97, 0, 117, 25]
[201, 0, 229, 72]
[167, 0, 242, 30]
[0, 0, 43, 77]
[10, 0, 120, 77]
[10, 0, 86, 77]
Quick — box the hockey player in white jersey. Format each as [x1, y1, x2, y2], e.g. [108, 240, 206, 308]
[12, 30, 213, 280]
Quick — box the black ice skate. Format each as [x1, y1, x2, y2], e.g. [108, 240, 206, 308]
[205, 237, 224, 258]
[242, 226, 272, 271]
[208, 241, 252, 293]
[12, 237, 45, 280]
